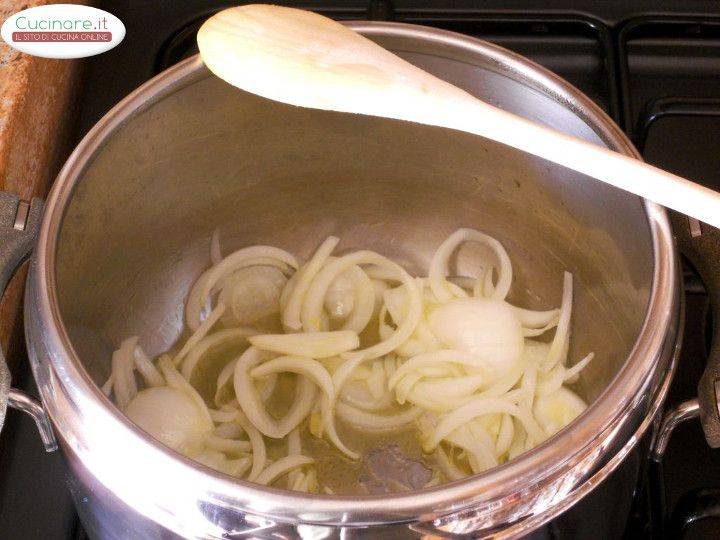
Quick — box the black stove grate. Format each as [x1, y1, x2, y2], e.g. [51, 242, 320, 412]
[3, 2, 720, 539]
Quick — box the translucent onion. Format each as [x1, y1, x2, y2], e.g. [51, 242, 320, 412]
[325, 268, 356, 319]
[536, 352, 594, 397]
[111, 336, 139, 410]
[233, 347, 283, 438]
[542, 271, 573, 372]
[340, 380, 395, 411]
[182, 327, 258, 382]
[125, 386, 212, 456]
[158, 355, 213, 427]
[336, 402, 422, 432]
[112, 227, 595, 491]
[426, 298, 524, 373]
[276, 376, 317, 437]
[235, 410, 267, 481]
[425, 396, 546, 452]
[255, 455, 314, 485]
[388, 350, 487, 390]
[302, 250, 422, 361]
[283, 236, 339, 330]
[338, 266, 375, 334]
[435, 444, 466, 481]
[513, 307, 561, 329]
[134, 344, 165, 388]
[428, 228, 512, 303]
[248, 356, 353, 457]
[533, 387, 587, 436]
[249, 330, 359, 358]
[173, 303, 226, 366]
[205, 435, 252, 454]
[218, 266, 287, 326]
[186, 245, 298, 331]
[287, 427, 302, 488]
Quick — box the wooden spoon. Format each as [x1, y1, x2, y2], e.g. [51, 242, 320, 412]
[198, 4, 720, 228]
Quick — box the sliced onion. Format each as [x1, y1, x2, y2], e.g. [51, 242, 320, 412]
[336, 402, 422, 432]
[542, 271, 573, 372]
[425, 396, 545, 451]
[182, 327, 258, 382]
[410, 375, 487, 399]
[233, 347, 282, 438]
[255, 455, 314, 485]
[249, 330, 359, 358]
[405, 391, 474, 413]
[536, 352, 594, 397]
[388, 350, 487, 390]
[275, 373, 317, 436]
[235, 410, 267, 481]
[495, 414, 515, 456]
[219, 266, 287, 326]
[204, 435, 251, 455]
[338, 266, 375, 334]
[340, 380, 395, 411]
[367, 360, 385, 400]
[213, 421, 244, 439]
[157, 355, 213, 427]
[132, 346, 165, 388]
[513, 307, 561, 329]
[523, 318, 559, 337]
[101, 374, 114, 397]
[426, 298, 524, 373]
[533, 387, 587, 436]
[325, 268, 355, 319]
[208, 408, 239, 423]
[173, 303, 226, 366]
[283, 236, 339, 330]
[287, 427, 302, 488]
[428, 228, 512, 303]
[435, 444, 466, 481]
[301, 250, 422, 361]
[444, 422, 497, 472]
[111, 336, 139, 410]
[248, 356, 354, 457]
[125, 386, 211, 456]
[186, 245, 298, 331]
[112, 228, 594, 489]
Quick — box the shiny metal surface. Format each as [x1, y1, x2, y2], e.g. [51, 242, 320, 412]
[7, 388, 57, 452]
[670, 203, 720, 449]
[652, 398, 701, 461]
[25, 22, 678, 538]
[0, 193, 55, 449]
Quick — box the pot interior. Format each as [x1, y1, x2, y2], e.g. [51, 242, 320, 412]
[53, 33, 653, 491]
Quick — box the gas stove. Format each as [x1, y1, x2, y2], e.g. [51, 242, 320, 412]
[1, 2, 719, 538]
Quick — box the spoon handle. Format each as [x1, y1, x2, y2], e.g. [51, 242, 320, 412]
[445, 100, 720, 228]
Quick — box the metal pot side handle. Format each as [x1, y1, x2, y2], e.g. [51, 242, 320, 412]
[0, 192, 56, 452]
[652, 213, 720, 461]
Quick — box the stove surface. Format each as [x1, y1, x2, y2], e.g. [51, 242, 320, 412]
[1, 2, 719, 538]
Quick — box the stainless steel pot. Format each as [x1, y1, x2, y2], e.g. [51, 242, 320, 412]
[0, 21, 700, 538]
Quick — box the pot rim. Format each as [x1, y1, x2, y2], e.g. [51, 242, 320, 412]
[32, 20, 676, 528]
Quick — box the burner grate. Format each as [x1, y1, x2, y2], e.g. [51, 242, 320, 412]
[4, 2, 720, 539]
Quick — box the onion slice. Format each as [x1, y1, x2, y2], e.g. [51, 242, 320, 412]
[255, 455, 314, 485]
[428, 228, 512, 303]
[249, 331, 359, 358]
[282, 236, 339, 330]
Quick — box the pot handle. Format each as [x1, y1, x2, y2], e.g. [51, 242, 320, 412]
[651, 212, 720, 460]
[0, 192, 56, 452]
